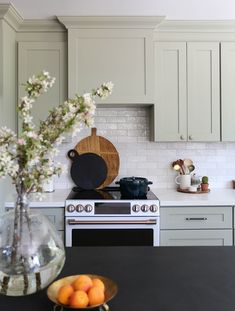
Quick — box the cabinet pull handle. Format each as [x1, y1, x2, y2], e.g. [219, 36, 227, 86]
[180, 135, 185, 140]
[185, 217, 207, 221]
[188, 135, 193, 140]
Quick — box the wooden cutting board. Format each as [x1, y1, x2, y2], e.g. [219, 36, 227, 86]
[75, 128, 120, 188]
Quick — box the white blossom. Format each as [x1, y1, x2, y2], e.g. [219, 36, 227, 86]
[23, 115, 33, 124]
[0, 71, 113, 193]
[28, 156, 40, 167]
[43, 70, 49, 76]
[26, 131, 38, 139]
[55, 136, 65, 146]
[96, 81, 114, 98]
[17, 138, 26, 145]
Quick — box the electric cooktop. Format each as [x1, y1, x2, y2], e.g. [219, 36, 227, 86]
[66, 186, 158, 200]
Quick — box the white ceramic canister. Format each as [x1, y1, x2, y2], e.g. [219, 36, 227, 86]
[42, 176, 54, 192]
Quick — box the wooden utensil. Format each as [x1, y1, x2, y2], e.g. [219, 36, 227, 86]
[75, 128, 120, 188]
[172, 159, 185, 175]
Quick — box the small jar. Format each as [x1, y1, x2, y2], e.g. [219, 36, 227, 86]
[42, 176, 54, 192]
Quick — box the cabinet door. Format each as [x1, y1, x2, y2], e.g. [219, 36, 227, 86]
[154, 42, 187, 141]
[33, 208, 64, 231]
[18, 42, 67, 131]
[187, 42, 220, 141]
[68, 29, 154, 104]
[221, 42, 235, 141]
[160, 229, 233, 246]
[161, 206, 232, 230]
[33, 207, 64, 243]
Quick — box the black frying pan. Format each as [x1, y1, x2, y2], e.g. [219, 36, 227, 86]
[68, 149, 108, 190]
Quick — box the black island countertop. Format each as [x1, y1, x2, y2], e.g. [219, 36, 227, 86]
[1, 246, 235, 311]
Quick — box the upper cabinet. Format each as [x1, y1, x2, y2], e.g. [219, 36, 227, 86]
[154, 41, 220, 142]
[154, 42, 187, 141]
[18, 41, 67, 131]
[187, 42, 220, 141]
[221, 42, 235, 141]
[58, 17, 164, 104]
[14, 16, 235, 142]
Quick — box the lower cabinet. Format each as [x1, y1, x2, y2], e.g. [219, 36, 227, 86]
[5, 205, 65, 241]
[160, 206, 233, 246]
[25, 207, 64, 242]
[161, 229, 232, 246]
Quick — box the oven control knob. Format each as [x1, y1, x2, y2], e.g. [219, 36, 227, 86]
[141, 204, 149, 212]
[85, 204, 93, 213]
[67, 204, 75, 213]
[132, 204, 140, 212]
[76, 204, 84, 212]
[150, 204, 158, 213]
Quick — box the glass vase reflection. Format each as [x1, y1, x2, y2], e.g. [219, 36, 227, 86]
[0, 194, 65, 296]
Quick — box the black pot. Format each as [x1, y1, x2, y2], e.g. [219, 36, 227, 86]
[115, 177, 153, 199]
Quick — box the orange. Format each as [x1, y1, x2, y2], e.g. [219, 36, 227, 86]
[57, 284, 74, 305]
[88, 286, 105, 306]
[72, 275, 93, 292]
[70, 290, 89, 308]
[92, 278, 105, 292]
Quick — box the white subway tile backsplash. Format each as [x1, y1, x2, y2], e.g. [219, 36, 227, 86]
[117, 136, 138, 143]
[54, 107, 235, 190]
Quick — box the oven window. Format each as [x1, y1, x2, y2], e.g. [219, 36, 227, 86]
[72, 229, 153, 246]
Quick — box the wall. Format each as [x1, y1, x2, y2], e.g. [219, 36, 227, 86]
[9, 0, 235, 20]
[54, 106, 235, 190]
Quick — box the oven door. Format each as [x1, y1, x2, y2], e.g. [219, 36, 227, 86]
[65, 216, 160, 247]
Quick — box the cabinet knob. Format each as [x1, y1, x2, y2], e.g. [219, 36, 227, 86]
[188, 135, 193, 140]
[180, 135, 185, 140]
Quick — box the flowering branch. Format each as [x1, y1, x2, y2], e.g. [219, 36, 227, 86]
[0, 71, 113, 194]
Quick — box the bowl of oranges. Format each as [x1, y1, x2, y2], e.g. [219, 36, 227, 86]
[47, 274, 118, 310]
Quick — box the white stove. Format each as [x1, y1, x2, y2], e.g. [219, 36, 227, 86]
[65, 187, 160, 247]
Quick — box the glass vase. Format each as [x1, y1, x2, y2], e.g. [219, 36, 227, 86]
[0, 193, 65, 296]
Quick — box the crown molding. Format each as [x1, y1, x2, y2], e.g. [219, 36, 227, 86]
[57, 16, 165, 29]
[157, 20, 235, 33]
[19, 19, 66, 32]
[0, 3, 23, 30]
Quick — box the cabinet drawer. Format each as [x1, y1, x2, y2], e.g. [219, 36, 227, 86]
[160, 206, 232, 229]
[160, 229, 233, 246]
[33, 208, 64, 231]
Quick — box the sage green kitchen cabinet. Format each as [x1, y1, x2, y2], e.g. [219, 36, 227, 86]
[154, 42, 187, 141]
[221, 42, 235, 141]
[33, 207, 64, 241]
[67, 28, 154, 104]
[154, 41, 220, 142]
[160, 206, 233, 246]
[160, 230, 232, 246]
[18, 41, 67, 131]
[5, 205, 64, 241]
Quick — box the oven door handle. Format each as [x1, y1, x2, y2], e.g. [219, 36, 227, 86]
[67, 219, 157, 225]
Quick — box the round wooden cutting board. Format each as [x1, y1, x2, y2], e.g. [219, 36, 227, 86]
[75, 128, 120, 188]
